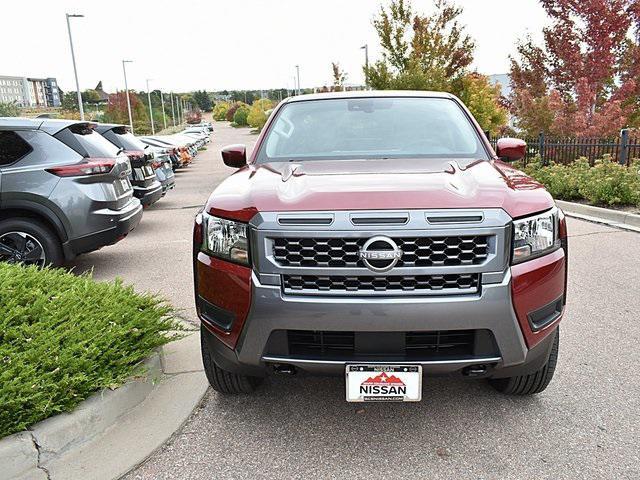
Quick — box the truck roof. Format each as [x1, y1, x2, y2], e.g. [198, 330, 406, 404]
[285, 90, 454, 104]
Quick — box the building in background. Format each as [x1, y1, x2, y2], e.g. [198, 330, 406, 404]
[0, 75, 61, 107]
[0, 75, 30, 106]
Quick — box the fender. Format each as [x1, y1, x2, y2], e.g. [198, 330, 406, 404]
[0, 198, 70, 243]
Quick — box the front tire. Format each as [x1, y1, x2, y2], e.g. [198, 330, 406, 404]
[489, 328, 559, 395]
[0, 218, 63, 267]
[200, 324, 262, 394]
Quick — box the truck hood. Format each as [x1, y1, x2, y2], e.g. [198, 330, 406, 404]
[206, 158, 554, 221]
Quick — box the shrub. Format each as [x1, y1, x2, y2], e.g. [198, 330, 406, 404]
[233, 105, 250, 126]
[521, 156, 640, 207]
[213, 102, 230, 121]
[578, 157, 640, 206]
[0, 264, 181, 438]
[0, 102, 20, 117]
[247, 99, 274, 130]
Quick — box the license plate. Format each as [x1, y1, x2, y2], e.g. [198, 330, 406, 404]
[144, 165, 154, 176]
[119, 178, 131, 192]
[346, 365, 422, 402]
[133, 168, 144, 180]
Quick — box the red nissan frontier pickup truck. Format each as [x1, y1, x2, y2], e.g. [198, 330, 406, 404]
[193, 91, 567, 402]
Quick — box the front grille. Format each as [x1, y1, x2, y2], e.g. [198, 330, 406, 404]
[277, 329, 496, 360]
[282, 273, 479, 294]
[272, 236, 489, 268]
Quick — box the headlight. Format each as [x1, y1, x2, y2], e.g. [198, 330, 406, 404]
[512, 208, 560, 264]
[202, 214, 250, 265]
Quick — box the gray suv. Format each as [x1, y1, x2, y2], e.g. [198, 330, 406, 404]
[0, 118, 143, 267]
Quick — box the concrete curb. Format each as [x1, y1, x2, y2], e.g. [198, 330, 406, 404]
[556, 200, 640, 233]
[1, 331, 208, 480]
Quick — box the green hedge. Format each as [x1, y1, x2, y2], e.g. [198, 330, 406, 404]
[522, 156, 640, 207]
[0, 265, 181, 438]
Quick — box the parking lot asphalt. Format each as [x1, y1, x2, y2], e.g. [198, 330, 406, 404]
[75, 120, 640, 480]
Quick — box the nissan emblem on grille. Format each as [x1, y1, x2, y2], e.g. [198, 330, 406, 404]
[359, 236, 403, 272]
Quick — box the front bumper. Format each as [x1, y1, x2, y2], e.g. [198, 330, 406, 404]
[198, 263, 561, 378]
[64, 197, 143, 258]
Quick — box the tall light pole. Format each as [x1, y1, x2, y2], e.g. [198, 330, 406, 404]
[66, 13, 85, 120]
[146, 79, 155, 134]
[170, 92, 176, 127]
[361, 44, 369, 88]
[160, 90, 167, 130]
[295, 65, 301, 95]
[122, 60, 134, 133]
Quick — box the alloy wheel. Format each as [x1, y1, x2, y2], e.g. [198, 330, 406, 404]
[0, 231, 47, 267]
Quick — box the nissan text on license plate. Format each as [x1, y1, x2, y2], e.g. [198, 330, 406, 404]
[346, 365, 422, 402]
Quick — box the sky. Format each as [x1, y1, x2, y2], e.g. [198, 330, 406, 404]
[0, 0, 550, 94]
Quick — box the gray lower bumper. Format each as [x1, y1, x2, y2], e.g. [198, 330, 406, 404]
[208, 269, 533, 376]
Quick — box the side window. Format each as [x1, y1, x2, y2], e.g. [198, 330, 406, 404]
[0, 131, 33, 166]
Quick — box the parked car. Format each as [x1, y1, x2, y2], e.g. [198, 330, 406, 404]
[182, 127, 211, 142]
[193, 91, 568, 399]
[139, 136, 193, 168]
[0, 118, 142, 267]
[144, 145, 176, 194]
[95, 124, 163, 208]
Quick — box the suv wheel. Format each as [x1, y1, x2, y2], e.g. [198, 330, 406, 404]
[200, 324, 263, 394]
[489, 328, 559, 395]
[0, 218, 63, 267]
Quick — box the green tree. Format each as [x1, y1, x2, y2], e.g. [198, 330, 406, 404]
[247, 99, 274, 130]
[233, 105, 250, 126]
[192, 90, 213, 112]
[213, 102, 230, 121]
[366, 0, 506, 133]
[454, 73, 508, 135]
[366, 0, 474, 92]
[61, 92, 79, 111]
[0, 102, 20, 117]
[81, 89, 101, 104]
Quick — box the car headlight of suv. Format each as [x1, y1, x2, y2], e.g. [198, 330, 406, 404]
[512, 208, 560, 264]
[202, 213, 250, 265]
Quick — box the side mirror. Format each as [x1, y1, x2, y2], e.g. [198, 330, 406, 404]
[221, 144, 247, 168]
[496, 138, 526, 162]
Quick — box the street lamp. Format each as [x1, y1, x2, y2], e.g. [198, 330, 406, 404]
[65, 13, 85, 120]
[170, 92, 176, 127]
[361, 44, 369, 88]
[295, 65, 301, 95]
[160, 89, 167, 130]
[146, 79, 155, 135]
[122, 60, 134, 133]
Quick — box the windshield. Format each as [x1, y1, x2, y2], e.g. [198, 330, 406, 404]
[256, 97, 488, 163]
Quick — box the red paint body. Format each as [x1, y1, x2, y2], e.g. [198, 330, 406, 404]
[496, 138, 527, 161]
[511, 248, 566, 348]
[196, 91, 567, 357]
[196, 253, 252, 349]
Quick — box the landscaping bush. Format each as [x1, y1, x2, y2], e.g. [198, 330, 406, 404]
[233, 105, 250, 126]
[577, 157, 640, 206]
[0, 264, 181, 438]
[521, 156, 640, 207]
[247, 99, 274, 130]
[213, 101, 230, 121]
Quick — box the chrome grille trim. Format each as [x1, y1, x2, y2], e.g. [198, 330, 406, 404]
[283, 273, 480, 296]
[272, 235, 489, 268]
[249, 209, 512, 296]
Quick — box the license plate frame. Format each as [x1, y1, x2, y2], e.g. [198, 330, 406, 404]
[346, 364, 422, 402]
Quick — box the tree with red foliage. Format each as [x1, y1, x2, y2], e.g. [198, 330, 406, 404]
[104, 91, 150, 134]
[510, 0, 640, 137]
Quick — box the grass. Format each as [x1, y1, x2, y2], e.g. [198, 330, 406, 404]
[0, 264, 181, 438]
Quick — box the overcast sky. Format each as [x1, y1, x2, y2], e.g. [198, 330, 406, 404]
[1, 0, 549, 93]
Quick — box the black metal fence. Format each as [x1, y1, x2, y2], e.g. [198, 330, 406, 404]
[488, 128, 640, 166]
